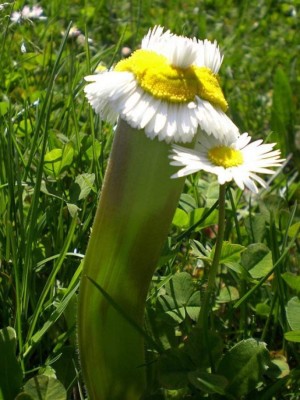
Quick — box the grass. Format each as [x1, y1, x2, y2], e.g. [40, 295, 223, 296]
[0, 0, 300, 399]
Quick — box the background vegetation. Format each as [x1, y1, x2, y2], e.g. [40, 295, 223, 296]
[0, 0, 299, 399]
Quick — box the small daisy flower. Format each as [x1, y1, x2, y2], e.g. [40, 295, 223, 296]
[84, 26, 239, 143]
[170, 132, 284, 193]
[21, 41, 27, 53]
[0, 3, 10, 11]
[61, 25, 93, 46]
[10, 10, 21, 22]
[11, 5, 46, 23]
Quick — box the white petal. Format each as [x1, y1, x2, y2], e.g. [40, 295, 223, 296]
[84, 27, 235, 143]
[195, 99, 239, 141]
[170, 130, 283, 193]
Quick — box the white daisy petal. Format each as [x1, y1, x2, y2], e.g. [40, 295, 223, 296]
[84, 25, 238, 143]
[244, 177, 259, 193]
[153, 102, 168, 135]
[249, 172, 268, 187]
[195, 99, 239, 142]
[170, 132, 284, 193]
[236, 132, 252, 148]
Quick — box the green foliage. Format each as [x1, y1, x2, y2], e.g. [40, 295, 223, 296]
[286, 297, 300, 330]
[0, 327, 23, 400]
[0, 0, 299, 399]
[187, 371, 228, 395]
[241, 243, 273, 279]
[271, 68, 295, 156]
[158, 327, 224, 392]
[284, 331, 300, 343]
[157, 272, 200, 323]
[16, 375, 67, 400]
[282, 272, 300, 293]
[217, 339, 270, 398]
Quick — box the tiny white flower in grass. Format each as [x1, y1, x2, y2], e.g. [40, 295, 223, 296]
[0, 3, 10, 11]
[11, 5, 46, 23]
[170, 132, 284, 193]
[10, 10, 21, 23]
[24, 5, 46, 20]
[21, 41, 26, 53]
[84, 26, 239, 143]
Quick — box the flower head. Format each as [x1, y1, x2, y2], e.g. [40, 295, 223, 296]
[170, 132, 284, 193]
[84, 26, 239, 143]
[61, 25, 93, 46]
[0, 3, 10, 11]
[11, 5, 46, 23]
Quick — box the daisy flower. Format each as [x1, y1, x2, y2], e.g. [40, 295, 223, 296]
[84, 26, 239, 143]
[170, 132, 284, 193]
[0, 3, 10, 12]
[11, 5, 46, 23]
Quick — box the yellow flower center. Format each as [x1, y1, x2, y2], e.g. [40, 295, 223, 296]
[114, 49, 228, 111]
[208, 146, 244, 168]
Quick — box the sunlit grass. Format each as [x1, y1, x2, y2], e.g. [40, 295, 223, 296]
[0, 0, 299, 399]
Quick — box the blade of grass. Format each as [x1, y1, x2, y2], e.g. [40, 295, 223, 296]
[25, 214, 78, 346]
[23, 274, 80, 358]
[22, 23, 73, 318]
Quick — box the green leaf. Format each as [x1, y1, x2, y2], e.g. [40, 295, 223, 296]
[186, 291, 201, 321]
[0, 327, 23, 400]
[158, 348, 191, 389]
[184, 327, 223, 370]
[51, 346, 77, 396]
[178, 193, 197, 213]
[267, 356, 290, 378]
[188, 207, 218, 231]
[216, 286, 239, 303]
[159, 274, 199, 323]
[188, 370, 228, 395]
[286, 297, 300, 330]
[21, 375, 67, 400]
[206, 181, 220, 207]
[172, 208, 189, 228]
[75, 173, 95, 200]
[224, 262, 245, 275]
[211, 241, 245, 265]
[255, 303, 271, 317]
[158, 296, 185, 323]
[165, 272, 195, 306]
[284, 330, 300, 343]
[66, 203, 80, 218]
[59, 143, 74, 172]
[84, 139, 102, 161]
[245, 214, 268, 243]
[241, 243, 273, 279]
[282, 272, 300, 293]
[164, 305, 185, 323]
[15, 394, 35, 400]
[39, 366, 57, 379]
[25, 282, 79, 358]
[287, 221, 300, 238]
[44, 148, 63, 176]
[0, 101, 9, 116]
[43, 144, 74, 177]
[217, 338, 270, 398]
[259, 194, 286, 217]
[15, 119, 34, 137]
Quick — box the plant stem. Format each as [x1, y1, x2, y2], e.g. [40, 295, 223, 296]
[78, 119, 186, 400]
[198, 184, 226, 332]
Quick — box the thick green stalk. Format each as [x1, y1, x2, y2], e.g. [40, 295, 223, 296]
[78, 119, 185, 400]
